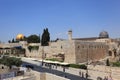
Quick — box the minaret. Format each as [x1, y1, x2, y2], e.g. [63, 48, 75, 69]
[68, 30, 72, 41]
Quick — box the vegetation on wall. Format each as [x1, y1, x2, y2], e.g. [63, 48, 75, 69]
[112, 61, 120, 67]
[28, 46, 39, 52]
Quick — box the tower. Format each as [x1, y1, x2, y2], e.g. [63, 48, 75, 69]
[68, 30, 72, 40]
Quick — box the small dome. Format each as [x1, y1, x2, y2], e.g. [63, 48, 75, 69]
[16, 34, 24, 40]
[99, 31, 109, 38]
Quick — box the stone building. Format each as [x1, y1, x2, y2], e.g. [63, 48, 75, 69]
[0, 43, 25, 57]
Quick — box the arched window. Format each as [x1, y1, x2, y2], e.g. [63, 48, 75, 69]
[108, 51, 112, 56]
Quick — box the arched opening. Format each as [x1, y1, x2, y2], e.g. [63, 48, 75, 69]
[108, 51, 112, 56]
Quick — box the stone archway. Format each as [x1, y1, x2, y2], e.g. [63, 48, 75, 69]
[108, 51, 112, 56]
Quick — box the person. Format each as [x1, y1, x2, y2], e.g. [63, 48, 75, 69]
[108, 75, 113, 80]
[104, 76, 108, 80]
[55, 64, 57, 69]
[82, 72, 84, 78]
[97, 77, 102, 80]
[63, 67, 65, 72]
[79, 70, 81, 77]
[85, 72, 88, 79]
[2, 66, 4, 69]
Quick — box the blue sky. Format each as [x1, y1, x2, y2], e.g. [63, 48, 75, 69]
[0, 0, 120, 42]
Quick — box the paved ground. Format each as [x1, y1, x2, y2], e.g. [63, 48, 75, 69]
[22, 62, 90, 80]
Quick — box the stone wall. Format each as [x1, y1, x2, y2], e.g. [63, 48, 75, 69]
[0, 40, 109, 64]
[40, 73, 70, 80]
[24, 40, 108, 64]
[75, 41, 108, 63]
[88, 65, 120, 80]
[64, 40, 76, 63]
[43, 40, 76, 63]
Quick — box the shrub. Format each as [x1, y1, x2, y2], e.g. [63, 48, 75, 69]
[46, 58, 63, 62]
[69, 64, 87, 69]
[79, 64, 87, 69]
[112, 61, 120, 67]
[28, 46, 39, 52]
[69, 64, 80, 68]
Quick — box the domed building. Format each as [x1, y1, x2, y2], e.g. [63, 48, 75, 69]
[16, 34, 24, 41]
[99, 31, 109, 38]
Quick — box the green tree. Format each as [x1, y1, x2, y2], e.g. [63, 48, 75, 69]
[41, 28, 50, 46]
[0, 56, 22, 68]
[23, 36, 27, 41]
[27, 34, 40, 43]
[12, 38, 15, 43]
[8, 40, 11, 43]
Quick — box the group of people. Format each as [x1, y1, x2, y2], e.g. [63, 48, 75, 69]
[42, 62, 57, 69]
[103, 75, 113, 80]
[79, 70, 114, 80]
[97, 75, 113, 80]
[79, 71, 88, 79]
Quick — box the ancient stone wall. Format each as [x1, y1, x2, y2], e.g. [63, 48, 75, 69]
[24, 40, 108, 64]
[74, 41, 108, 63]
[0, 40, 109, 64]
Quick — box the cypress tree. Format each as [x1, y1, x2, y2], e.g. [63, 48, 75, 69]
[41, 28, 50, 46]
[12, 38, 15, 43]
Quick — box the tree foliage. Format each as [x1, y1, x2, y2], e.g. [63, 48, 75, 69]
[27, 34, 40, 43]
[8, 40, 11, 43]
[12, 38, 15, 43]
[0, 56, 22, 68]
[41, 28, 50, 46]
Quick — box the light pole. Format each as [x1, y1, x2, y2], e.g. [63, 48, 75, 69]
[41, 46, 44, 66]
[86, 46, 89, 80]
[109, 58, 112, 79]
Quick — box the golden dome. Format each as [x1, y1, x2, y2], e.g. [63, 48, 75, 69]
[16, 34, 24, 40]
